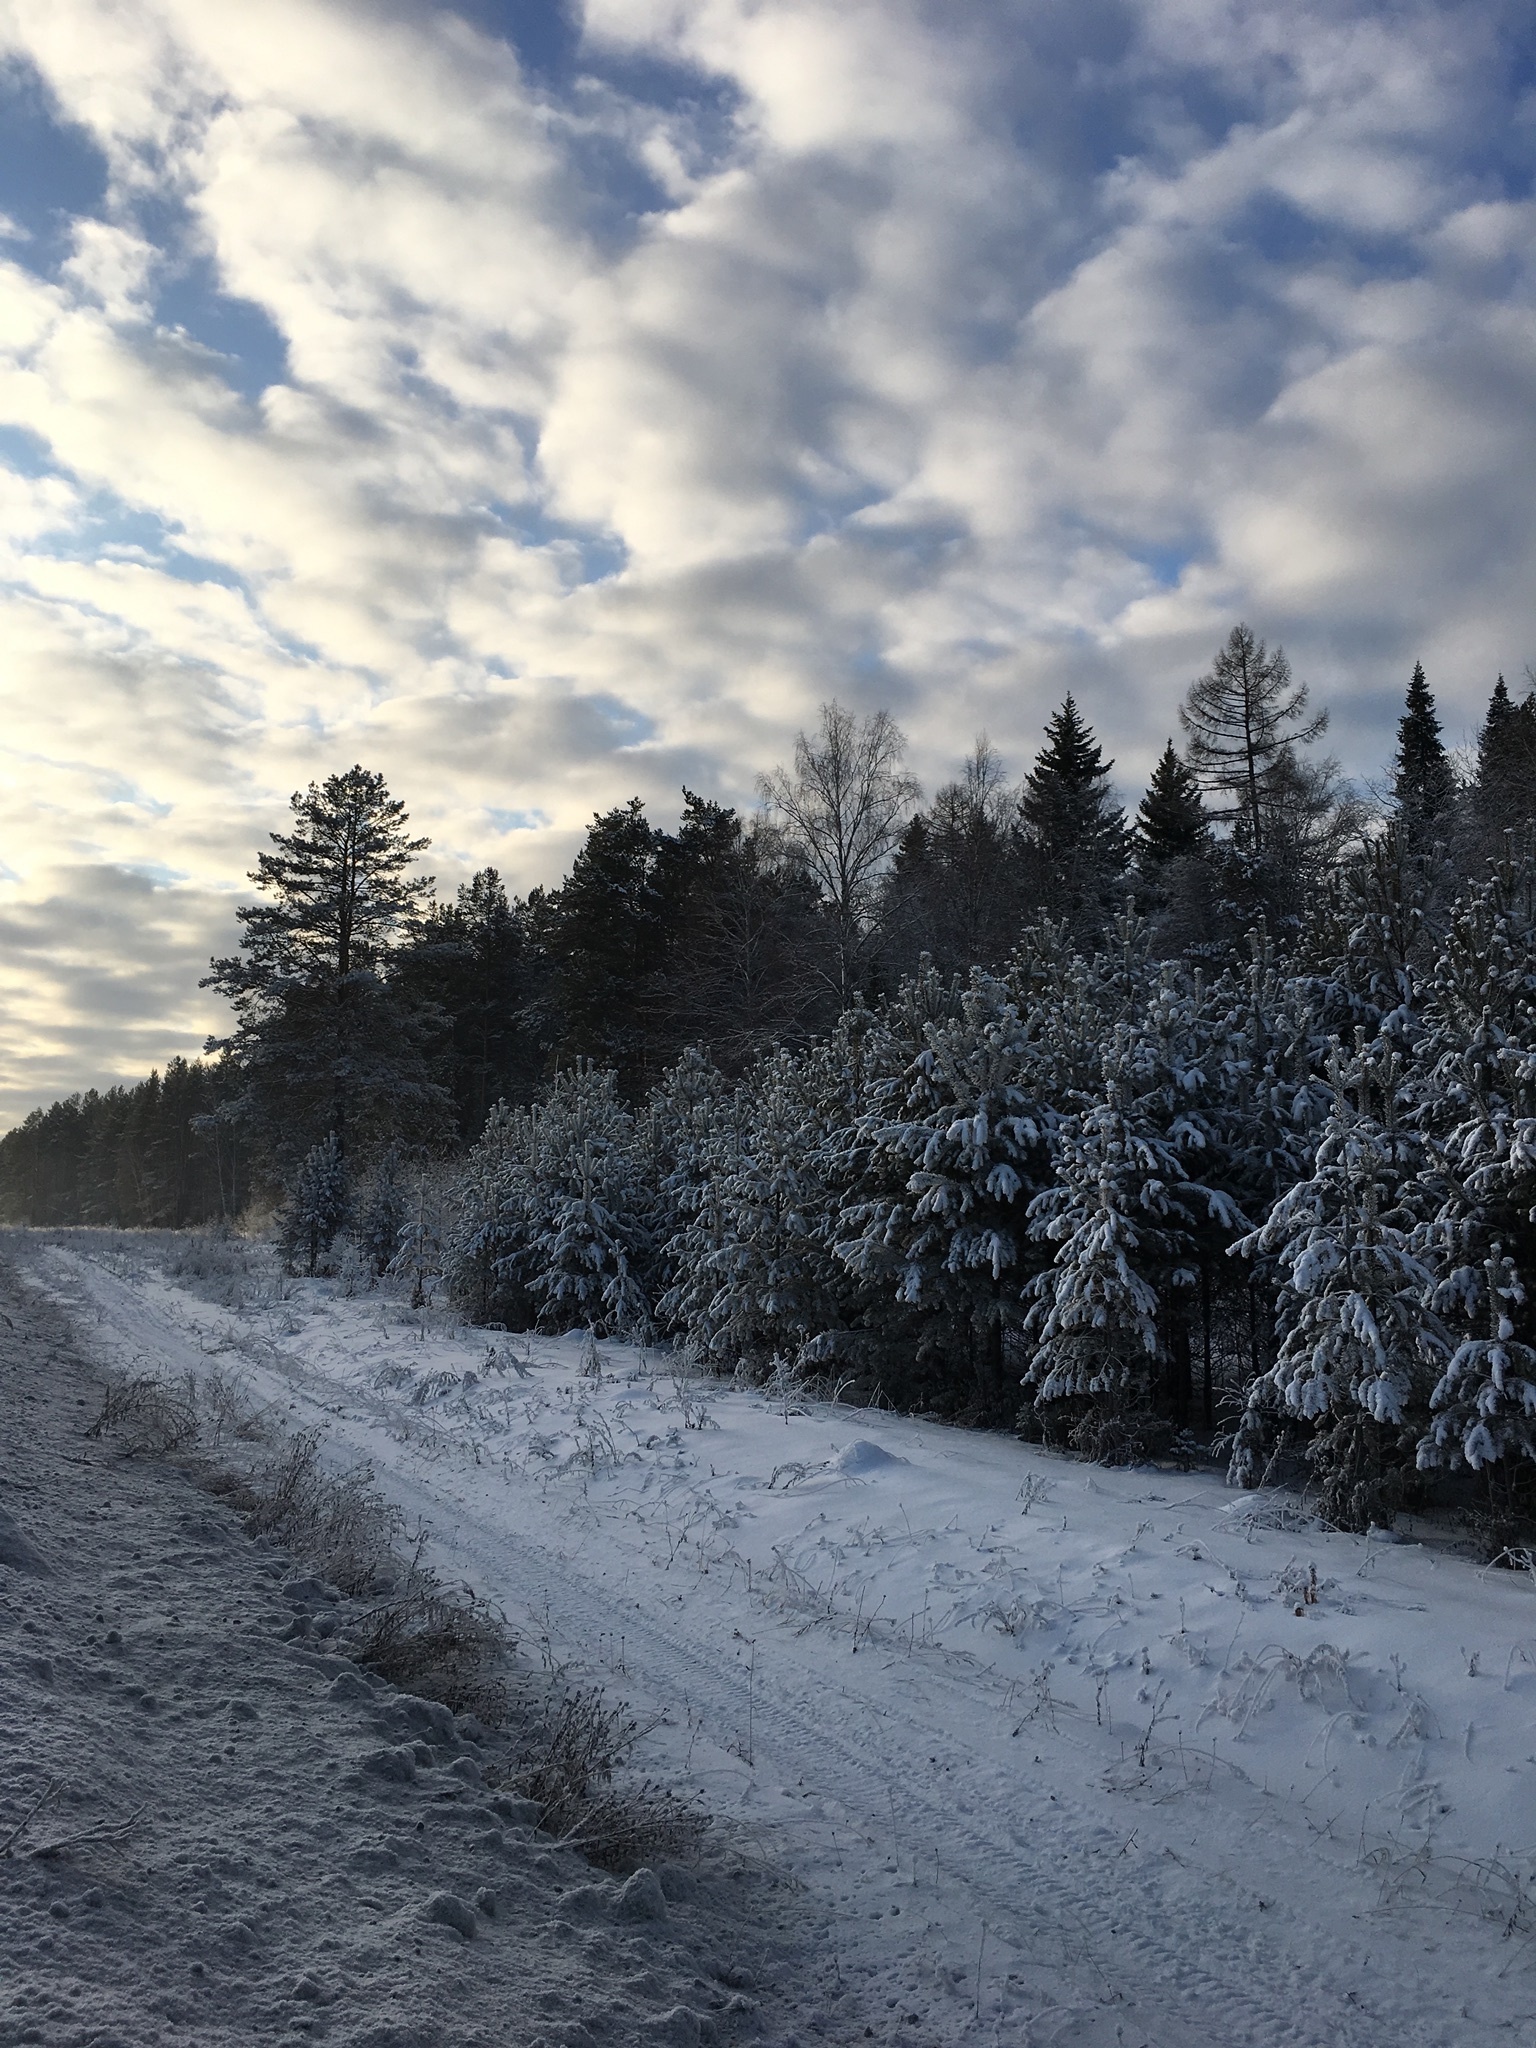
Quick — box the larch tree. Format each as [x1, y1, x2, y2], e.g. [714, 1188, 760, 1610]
[1178, 624, 1327, 856]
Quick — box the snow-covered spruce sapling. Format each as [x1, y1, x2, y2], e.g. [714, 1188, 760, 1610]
[1233, 1040, 1446, 1529]
[1022, 1028, 1232, 1462]
[673, 1046, 847, 1377]
[836, 960, 1052, 1421]
[388, 1175, 442, 1311]
[280, 1133, 349, 1276]
[1419, 1253, 1536, 1475]
[442, 1101, 534, 1326]
[1413, 1027, 1536, 1546]
[526, 1065, 653, 1339]
[580, 1327, 602, 1381]
[357, 1147, 410, 1278]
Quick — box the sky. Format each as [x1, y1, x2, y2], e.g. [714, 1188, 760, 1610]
[0, 0, 1533, 1125]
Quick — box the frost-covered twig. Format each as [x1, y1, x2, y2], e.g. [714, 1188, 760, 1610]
[0, 1778, 60, 1858]
[31, 1804, 146, 1861]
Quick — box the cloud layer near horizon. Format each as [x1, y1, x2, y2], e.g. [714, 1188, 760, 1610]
[0, 0, 1532, 1122]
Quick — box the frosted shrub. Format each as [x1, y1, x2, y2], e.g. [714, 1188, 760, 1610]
[443, 1065, 653, 1337]
[279, 1133, 349, 1276]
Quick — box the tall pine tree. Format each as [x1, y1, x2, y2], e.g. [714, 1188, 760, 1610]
[1476, 676, 1536, 835]
[205, 767, 451, 1178]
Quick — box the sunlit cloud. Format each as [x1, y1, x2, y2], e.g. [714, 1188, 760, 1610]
[0, 0, 1531, 1120]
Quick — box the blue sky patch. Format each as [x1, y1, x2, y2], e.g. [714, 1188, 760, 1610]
[484, 804, 552, 833]
[153, 257, 291, 402]
[0, 56, 109, 280]
[31, 492, 250, 594]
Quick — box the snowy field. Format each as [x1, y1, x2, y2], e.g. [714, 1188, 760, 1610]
[13, 1230, 1536, 2047]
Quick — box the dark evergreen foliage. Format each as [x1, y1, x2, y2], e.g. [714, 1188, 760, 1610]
[541, 797, 668, 1083]
[0, 1057, 241, 1226]
[1476, 674, 1536, 836]
[1134, 741, 1209, 867]
[1392, 662, 1456, 828]
[644, 793, 830, 1069]
[203, 766, 452, 1176]
[396, 867, 548, 1141]
[1017, 696, 1128, 935]
[17, 632, 1536, 1551]
[280, 1133, 349, 1276]
[884, 741, 1025, 978]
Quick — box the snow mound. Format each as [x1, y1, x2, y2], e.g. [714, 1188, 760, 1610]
[0, 1502, 48, 1573]
[832, 1439, 905, 1476]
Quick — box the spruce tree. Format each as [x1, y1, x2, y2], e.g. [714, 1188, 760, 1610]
[1021, 1033, 1206, 1460]
[525, 1065, 653, 1336]
[686, 1049, 844, 1373]
[1420, 1253, 1536, 1475]
[543, 799, 667, 1085]
[442, 1102, 533, 1326]
[647, 794, 829, 1068]
[357, 1147, 410, 1276]
[1414, 982, 1536, 1488]
[1018, 697, 1128, 934]
[398, 868, 546, 1142]
[1134, 741, 1209, 867]
[1476, 675, 1536, 834]
[836, 959, 1052, 1417]
[1020, 697, 1125, 861]
[652, 1048, 741, 1353]
[884, 739, 1024, 978]
[1480, 676, 1515, 784]
[1393, 663, 1456, 827]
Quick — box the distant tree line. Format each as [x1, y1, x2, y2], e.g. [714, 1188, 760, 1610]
[0, 1055, 246, 1228]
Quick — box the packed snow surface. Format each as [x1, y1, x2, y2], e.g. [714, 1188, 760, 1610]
[15, 1232, 1536, 2045]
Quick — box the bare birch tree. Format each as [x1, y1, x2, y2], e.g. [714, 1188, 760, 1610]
[759, 703, 920, 1004]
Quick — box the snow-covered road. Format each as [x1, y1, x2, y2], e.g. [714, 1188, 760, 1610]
[23, 1233, 1536, 2047]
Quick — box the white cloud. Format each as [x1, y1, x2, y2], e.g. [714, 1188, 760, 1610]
[0, 0, 1531, 1118]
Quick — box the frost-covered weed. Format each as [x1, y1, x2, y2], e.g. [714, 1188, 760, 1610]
[350, 1577, 510, 1723]
[87, 1374, 199, 1457]
[244, 1431, 404, 1595]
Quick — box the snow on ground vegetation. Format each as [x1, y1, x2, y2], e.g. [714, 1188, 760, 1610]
[12, 1229, 1536, 2046]
[0, 1249, 802, 2048]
